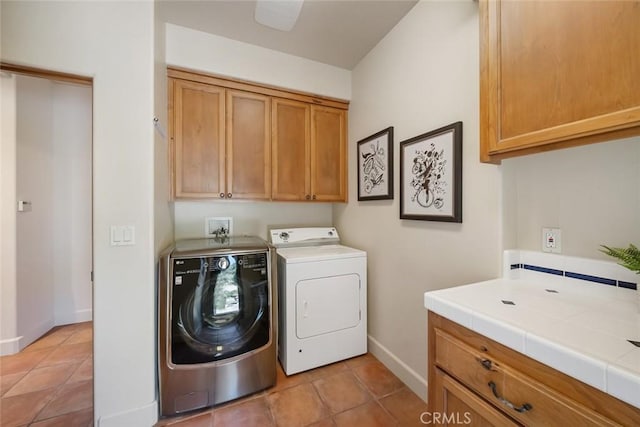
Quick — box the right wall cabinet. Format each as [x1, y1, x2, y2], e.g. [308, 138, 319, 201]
[480, 0, 640, 163]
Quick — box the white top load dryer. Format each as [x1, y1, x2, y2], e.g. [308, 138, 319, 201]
[270, 227, 367, 375]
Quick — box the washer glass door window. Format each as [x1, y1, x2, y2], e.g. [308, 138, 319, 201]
[171, 252, 270, 364]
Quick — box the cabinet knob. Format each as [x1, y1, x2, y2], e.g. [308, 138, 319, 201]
[312, 195, 317, 200]
[478, 358, 494, 371]
[305, 195, 311, 200]
[227, 193, 232, 198]
[219, 193, 225, 199]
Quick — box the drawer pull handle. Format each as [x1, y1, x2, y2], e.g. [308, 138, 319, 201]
[488, 381, 533, 413]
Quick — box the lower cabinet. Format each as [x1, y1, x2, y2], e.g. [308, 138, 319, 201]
[432, 368, 518, 427]
[427, 311, 640, 426]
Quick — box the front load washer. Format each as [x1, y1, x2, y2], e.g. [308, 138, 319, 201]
[158, 236, 276, 417]
[270, 227, 367, 375]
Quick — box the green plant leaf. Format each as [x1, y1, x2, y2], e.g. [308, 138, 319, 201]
[600, 244, 640, 274]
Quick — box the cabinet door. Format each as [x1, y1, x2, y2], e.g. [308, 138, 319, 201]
[173, 79, 225, 198]
[433, 369, 519, 427]
[480, 0, 640, 162]
[226, 90, 271, 200]
[272, 98, 310, 201]
[310, 105, 347, 202]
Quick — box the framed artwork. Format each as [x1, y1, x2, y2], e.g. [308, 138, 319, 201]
[400, 122, 462, 222]
[357, 127, 394, 201]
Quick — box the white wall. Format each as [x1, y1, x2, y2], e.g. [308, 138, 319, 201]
[334, 1, 502, 399]
[166, 24, 351, 100]
[502, 137, 640, 258]
[16, 75, 56, 348]
[0, 72, 19, 354]
[1, 1, 157, 425]
[51, 81, 93, 326]
[155, 18, 174, 255]
[166, 24, 349, 239]
[174, 201, 333, 240]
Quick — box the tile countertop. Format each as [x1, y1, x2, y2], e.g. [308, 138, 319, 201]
[424, 257, 640, 410]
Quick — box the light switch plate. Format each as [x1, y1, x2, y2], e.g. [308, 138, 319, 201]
[111, 225, 135, 246]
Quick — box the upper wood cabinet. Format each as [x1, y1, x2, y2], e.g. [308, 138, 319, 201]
[272, 98, 310, 201]
[171, 79, 225, 198]
[171, 79, 270, 200]
[480, 0, 640, 163]
[272, 100, 347, 202]
[168, 67, 349, 202]
[226, 90, 271, 200]
[310, 106, 347, 202]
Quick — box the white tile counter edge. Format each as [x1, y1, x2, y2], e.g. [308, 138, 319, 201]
[424, 251, 640, 410]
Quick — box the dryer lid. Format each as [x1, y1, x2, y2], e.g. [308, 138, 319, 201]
[276, 244, 366, 263]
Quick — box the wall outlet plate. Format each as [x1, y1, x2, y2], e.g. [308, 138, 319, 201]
[205, 217, 233, 237]
[542, 227, 561, 253]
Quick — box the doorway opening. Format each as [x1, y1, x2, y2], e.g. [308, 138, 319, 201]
[0, 63, 94, 425]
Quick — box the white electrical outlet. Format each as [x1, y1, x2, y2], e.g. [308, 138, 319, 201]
[542, 227, 561, 253]
[205, 217, 233, 237]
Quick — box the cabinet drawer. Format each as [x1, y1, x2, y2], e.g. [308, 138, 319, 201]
[434, 328, 618, 427]
[434, 368, 520, 427]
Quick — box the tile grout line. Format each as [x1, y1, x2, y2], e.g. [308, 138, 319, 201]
[29, 328, 90, 425]
[307, 371, 337, 424]
[3, 360, 80, 398]
[0, 323, 94, 427]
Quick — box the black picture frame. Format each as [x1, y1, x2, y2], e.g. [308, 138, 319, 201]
[357, 127, 394, 201]
[399, 122, 462, 222]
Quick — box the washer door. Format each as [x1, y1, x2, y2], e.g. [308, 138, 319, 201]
[171, 252, 270, 364]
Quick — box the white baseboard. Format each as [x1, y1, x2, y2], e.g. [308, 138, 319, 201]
[1, 310, 92, 356]
[97, 400, 158, 427]
[56, 308, 93, 326]
[19, 318, 55, 352]
[0, 336, 22, 356]
[367, 335, 428, 401]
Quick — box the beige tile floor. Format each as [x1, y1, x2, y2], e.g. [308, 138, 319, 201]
[0, 322, 93, 427]
[2, 324, 428, 426]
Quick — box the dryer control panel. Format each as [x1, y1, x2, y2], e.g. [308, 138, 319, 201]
[270, 227, 340, 247]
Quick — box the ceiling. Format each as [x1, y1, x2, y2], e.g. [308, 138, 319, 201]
[157, 0, 419, 70]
